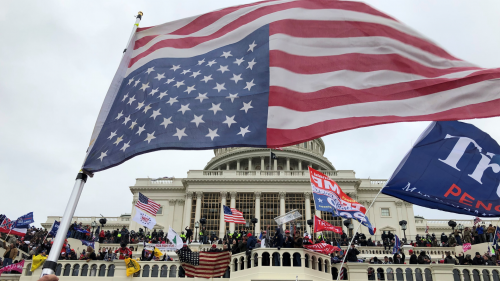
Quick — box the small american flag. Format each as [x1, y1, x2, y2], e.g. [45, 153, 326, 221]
[135, 193, 161, 216]
[474, 217, 482, 225]
[339, 267, 345, 280]
[425, 225, 429, 233]
[223, 206, 246, 224]
[178, 251, 230, 278]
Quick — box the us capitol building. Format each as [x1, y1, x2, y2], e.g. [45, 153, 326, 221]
[123, 138, 417, 240]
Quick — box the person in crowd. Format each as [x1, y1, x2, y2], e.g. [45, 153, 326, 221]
[440, 232, 448, 244]
[346, 244, 359, 262]
[408, 249, 418, 264]
[85, 246, 96, 262]
[463, 254, 473, 265]
[272, 227, 283, 266]
[455, 229, 463, 245]
[247, 233, 257, 251]
[393, 249, 405, 264]
[185, 226, 193, 243]
[487, 224, 496, 242]
[417, 250, 431, 264]
[114, 243, 132, 260]
[283, 230, 294, 248]
[98, 230, 105, 243]
[2, 240, 18, 267]
[443, 251, 456, 264]
[472, 226, 479, 244]
[472, 252, 484, 265]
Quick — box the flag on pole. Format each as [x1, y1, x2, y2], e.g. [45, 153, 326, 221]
[167, 227, 184, 249]
[133, 207, 157, 229]
[271, 151, 278, 160]
[178, 251, 231, 278]
[81, 240, 95, 249]
[392, 235, 400, 254]
[223, 206, 246, 224]
[0, 217, 10, 228]
[425, 225, 429, 234]
[383, 121, 500, 217]
[493, 227, 500, 249]
[474, 217, 482, 225]
[313, 215, 342, 234]
[309, 167, 376, 234]
[49, 221, 60, 237]
[135, 193, 161, 216]
[13, 212, 34, 228]
[81, 1, 500, 174]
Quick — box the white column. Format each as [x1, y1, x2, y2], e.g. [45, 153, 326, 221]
[229, 192, 237, 233]
[194, 192, 203, 224]
[260, 157, 265, 170]
[279, 192, 286, 229]
[298, 161, 302, 171]
[219, 192, 227, 238]
[286, 158, 290, 171]
[255, 192, 261, 235]
[167, 200, 176, 229]
[248, 158, 252, 170]
[274, 159, 278, 170]
[304, 192, 312, 234]
[174, 199, 184, 231]
[226, 163, 230, 170]
[183, 192, 193, 229]
[237, 160, 240, 170]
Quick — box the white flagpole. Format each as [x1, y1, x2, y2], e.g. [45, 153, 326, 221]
[40, 12, 143, 277]
[43, 221, 55, 243]
[336, 187, 384, 281]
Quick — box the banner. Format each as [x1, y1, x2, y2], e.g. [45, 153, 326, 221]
[383, 121, 500, 217]
[313, 215, 342, 234]
[81, 240, 94, 249]
[145, 243, 177, 252]
[392, 235, 401, 254]
[49, 220, 60, 237]
[31, 255, 47, 272]
[309, 167, 376, 235]
[303, 243, 340, 255]
[133, 207, 156, 229]
[125, 257, 141, 277]
[0, 260, 24, 276]
[14, 212, 34, 228]
[463, 243, 472, 253]
[0, 226, 27, 237]
[167, 227, 183, 250]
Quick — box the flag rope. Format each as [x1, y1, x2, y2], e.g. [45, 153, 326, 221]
[336, 186, 385, 281]
[40, 12, 143, 278]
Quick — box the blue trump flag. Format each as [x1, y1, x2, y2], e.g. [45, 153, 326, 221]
[383, 121, 500, 217]
[14, 212, 34, 228]
[49, 221, 60, 237]
[392, 235, 400, 254]
[81, 240, 95, 249]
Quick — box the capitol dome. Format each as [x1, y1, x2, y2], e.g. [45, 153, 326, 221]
[204, 138, 334, 171]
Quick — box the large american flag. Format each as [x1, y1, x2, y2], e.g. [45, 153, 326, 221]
[135, 193, 161, 216]
[178, 251, 231, 278]
[83, 0, 500, 173]
[474, 217, 482, 225]
[223, 206, 246, 224]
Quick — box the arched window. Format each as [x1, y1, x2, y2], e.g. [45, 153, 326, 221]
[169, 265, 177, 277]
[396, 268, 404, 281]
[305, 254, 309, 268]
[368, 267, 375, 280]
[81, 264, 89, 276]
[324, 260, 330, 273]
[72, 264, 80, 276]
[406, 268, 414, 281]
[493, 270, 500, 281]
[233, 258, 238, 271]
[332, 267, 338, 280]
[318, 258, 322, 272]
[63, 264, 71, 276]
[240, 257, 245, 270]
[254, 253, 259, 267]
[90, 265, 97, 277]
[483, 270, 491, 281]
[473, 270, 481, 281]
[262, 252, 270, 267]
[424, 268, 433, 281]
[387, 268, 394, 281]
[107, 265, 115, 277]
[453, 269, 461, 281]
[160, 265, 168, 277]
[55, 264, 62, 276]
[415, 268, 423, 281]
[311, 256, 316, 270]
[151, 265, 159, 277]
[25, 263, 32, 276]
[142, 265, 150, 277]
[463, 269, 471, 281]
[283, 253, 291, 267]
[99, 264, 106, 277]
[293, 253, 301, 267]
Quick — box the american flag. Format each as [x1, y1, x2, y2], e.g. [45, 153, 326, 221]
[178, 251, 230, 278]
[82, 0, 500, 173]
[474, 217, 482, 225]
[339, 267, 345, 280]
[135, 193, 161, 216]
[223, 206, 246, 224]
[425, 225, 429, 233]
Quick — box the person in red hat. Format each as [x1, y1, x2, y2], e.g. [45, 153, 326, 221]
[409, 249, 417, 264]
[247, 233, 257, 252]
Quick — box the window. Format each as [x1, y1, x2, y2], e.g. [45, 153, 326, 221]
[157, 207, 163, 215]
[381, 208, 390, 217]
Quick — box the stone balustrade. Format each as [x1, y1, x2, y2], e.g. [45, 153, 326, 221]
[186, 170, 357, 178]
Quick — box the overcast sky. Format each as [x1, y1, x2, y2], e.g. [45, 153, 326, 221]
[1, 0, 500, 227]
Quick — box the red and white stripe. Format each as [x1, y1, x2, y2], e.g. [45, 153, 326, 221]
[109, 0, 500, 148]
[182, 252, 231, 278]
[0, 227, 27, 237]
[224, 208, 246, 224]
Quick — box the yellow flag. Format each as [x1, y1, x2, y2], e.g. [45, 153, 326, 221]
[31, 255, 48, 272]
[125, 257, 141, 277]
[154, 247, 163, 258]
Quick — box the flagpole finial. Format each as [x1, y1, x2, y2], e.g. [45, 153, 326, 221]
[137, 11, 144, 19]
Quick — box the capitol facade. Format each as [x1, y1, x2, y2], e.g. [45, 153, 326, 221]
[122, 138, 417, 241]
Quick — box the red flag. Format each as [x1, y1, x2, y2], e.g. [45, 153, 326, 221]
[304, 242, 338, 255]
[314, 215, 343, 234]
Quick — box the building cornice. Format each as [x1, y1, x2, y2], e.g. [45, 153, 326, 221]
[182, 178, 361, 185]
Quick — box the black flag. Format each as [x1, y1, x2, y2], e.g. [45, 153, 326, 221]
[271, 152, 278, 160]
